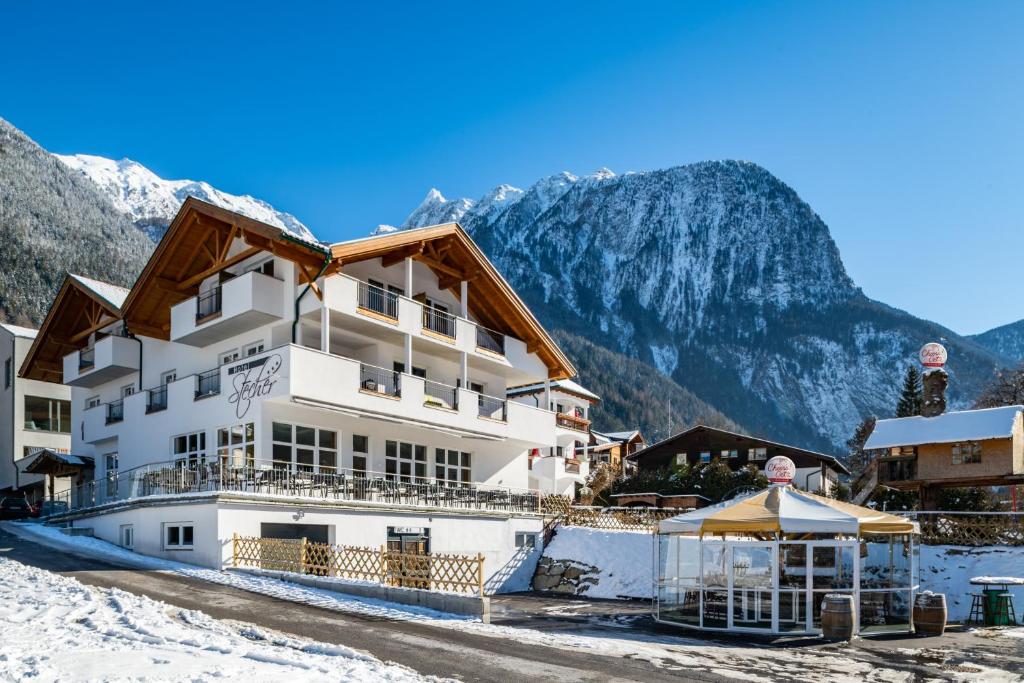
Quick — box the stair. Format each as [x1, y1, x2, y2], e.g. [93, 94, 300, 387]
[852, 460, 879, 506]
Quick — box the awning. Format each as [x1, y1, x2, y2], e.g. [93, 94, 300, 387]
[658, 485, 918, 535]
[22, 450, 95, 476]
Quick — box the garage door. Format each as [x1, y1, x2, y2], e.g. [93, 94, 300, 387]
[260, 523, 329, 544]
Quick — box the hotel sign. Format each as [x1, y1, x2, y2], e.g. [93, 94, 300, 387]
[227, 353, 282, 419]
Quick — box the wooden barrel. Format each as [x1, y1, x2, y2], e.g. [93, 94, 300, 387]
[821, 593, 856, 640]
[913, 593, 947, 636]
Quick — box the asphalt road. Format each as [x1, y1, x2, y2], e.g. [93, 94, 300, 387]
[0, 527, 718, 683]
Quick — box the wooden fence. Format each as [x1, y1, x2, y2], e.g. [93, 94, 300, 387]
[560, 506, 680, 532]
[907, 512, 1024, 547]
[231, 535, 485, 595]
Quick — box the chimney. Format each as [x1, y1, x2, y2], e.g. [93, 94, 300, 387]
[921, 368, 948, 418]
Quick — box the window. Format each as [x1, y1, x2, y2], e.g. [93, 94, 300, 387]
[104, 452, 119, 498]
[386, 440, 426, 482]
[749, 447, 768, 461]
[85, 396, 101, 409]
[220, 348, 240, 365]
[217, 422, 255, 469]
[163, 523, 194, 550]
[24, 396, 71, 433]
[435, 449, 471, 485]
[369, 279, 404, 297]
[248, 259, 275, 278]
[675, 453, 688, 465]
[3, 358, 10, 389]
[393, 362, 426, 378]
[952, 442, 982, 464]
[172, 431, 207, 469]
[515, 532, 538, 549]
[161, 370, 177, 385]
[271, 422, 337, 472]
[242, 341, 265, 357]
[352, 434, 368, 476]
[722, 449, 738, 459]
[700, 451, 711, 464]
[119, 524, 134, 549]
[121, 384, 135, 398]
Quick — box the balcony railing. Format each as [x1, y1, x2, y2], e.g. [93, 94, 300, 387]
[422, 307, 457, 338]
[478, 393, 507, 422]
[357, 281, 398, 319]
[423, 380, 458, 410]
[360, 363, 400, 397]
[196, 286, 223, 322]
[195, 368, 221, 399]
[556, 412, 590, 432]
[565, 458, 581, 474]
[880, 457, 917, 483]
[105, 399, 124, 425]
[79, 347, 95, 370]
[146, 385, 168, 414]
[49, 458, 544, 517]
[476, 326, 505, 356]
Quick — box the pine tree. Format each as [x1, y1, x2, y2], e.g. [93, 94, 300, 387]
[846, 416, 877, 479]
[895, 366, 922, 417]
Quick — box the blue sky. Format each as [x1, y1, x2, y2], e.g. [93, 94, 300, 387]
[2, 1, 1022, 335]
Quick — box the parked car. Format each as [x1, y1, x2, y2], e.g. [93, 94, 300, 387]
[0, 496, 34, 520]
[38, 500, 69, 517]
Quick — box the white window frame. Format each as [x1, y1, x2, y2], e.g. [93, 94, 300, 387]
[85, 395, 101, 409]
[385, 440, 426, 482]
[515, 532, 538, 549]
[119, 524, 134, 549]
[434, 448, 471, 485]
[675, 453, 688, 465]
[242, 340, 265, 357]
[722, 449, 738, 459]
[163, 522, 194, 550]
[172, 430, 207, 469]
[161, 370, 177, 385]
[271, 422, 337, 472]
[749, 447, 768, 461]
[352, 434, 369, 475]
[219, 348, 240, 365]
[217, 422, 255, 469]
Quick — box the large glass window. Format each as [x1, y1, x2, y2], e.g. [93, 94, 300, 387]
[172, 431, 206, 469]
[657, 535, 701, 626]
[860, 534, 914, 633]
[434, 449, 471, 484]
[732, 544, 774, 629]
[352, 434, 368, 476]
[271, 422, 337, 472]
[952, 442, 982, 464]
[701, 543, 729, 628]
[386, 440, 426, 482]
[24, 396, 71, 433]
[217, 422, 254, 469]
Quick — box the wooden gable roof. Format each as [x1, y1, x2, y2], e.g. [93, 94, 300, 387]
[331, 224, 576, 380]
[20, 275, 127, 382]
[121, 197, 330, 339]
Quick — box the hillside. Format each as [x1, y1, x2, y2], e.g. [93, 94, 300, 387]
[0, 119, 152, 325]
[971, 319, 1024, 366]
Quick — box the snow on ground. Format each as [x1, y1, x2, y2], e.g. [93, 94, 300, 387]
[920, 545, 1024, 621]
[542, 526, 654, 598]
[8, 522, 1020, 682]
[0, 555, 430, 682]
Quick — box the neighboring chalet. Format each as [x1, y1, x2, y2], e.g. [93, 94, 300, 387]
[21, 198, 582, 589]
[628, 425, 849, 494]
[582, 429, 645, 475]
[863, 405, 1024, 508]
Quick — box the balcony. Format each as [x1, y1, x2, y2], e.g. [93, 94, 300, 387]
[194, 368, 221, 399]
[356, 281, 399, 321]
[422, 307, 457, 340]
[63, 334, 139, 388]
[358, 363, 400, 398]
[477, 394, 507, 422]
[423, 379, 458, 411]
[171, 271, 284, 346]
[106, 399, 124, 425]
[556, 412, 590, 433]
[146, 385, 168, 414]
[879, 457, 917, 483]
[475, 326, 505, 356]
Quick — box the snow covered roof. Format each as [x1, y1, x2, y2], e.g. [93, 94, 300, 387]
[68, 274, 129, 310]
[0, 323, 38, 339]
[507, 378, 600, 402]
[864, 406, 1024, 450]
[601, 430, 641, 441]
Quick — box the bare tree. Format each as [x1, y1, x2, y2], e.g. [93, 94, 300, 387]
[974, 364, 1024, 409]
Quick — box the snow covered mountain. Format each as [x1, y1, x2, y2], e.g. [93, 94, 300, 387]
[971, 319, 1024, 365]
[55, 154, 316, 243]
[396, 162, 1009, 451]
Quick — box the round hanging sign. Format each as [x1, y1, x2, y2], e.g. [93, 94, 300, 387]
[919, 342, 947, 368]
[765, 455, 796, 484]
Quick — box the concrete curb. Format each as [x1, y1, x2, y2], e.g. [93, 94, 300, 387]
[227, 567, 490, 623]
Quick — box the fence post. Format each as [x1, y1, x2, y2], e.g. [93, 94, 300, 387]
[300, 537, 307, 574]
[476, 553, 484, 597]
[231, 532, 237, 567]
[380, 544, 387, 585]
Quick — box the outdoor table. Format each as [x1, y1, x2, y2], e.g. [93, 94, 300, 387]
[970, 576, 1023, 626]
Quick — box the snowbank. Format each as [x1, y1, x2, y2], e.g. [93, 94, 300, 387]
[0, 556, 425, 682]
[540, 527, 1024, 622]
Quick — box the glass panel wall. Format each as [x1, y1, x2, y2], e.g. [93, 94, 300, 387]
[731, 544, 773, 630]
[656, 535, 700, 626]
[860, 534, 914, 633]
[701, 542, 729, 628]
[778, 543, 808, 632]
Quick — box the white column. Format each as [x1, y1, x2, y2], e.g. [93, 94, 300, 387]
[404, 256, 414, 371]
[543, 379, 551, 412]
[460, 280, 469, 318]
[460, 352, 469, 388]
[404, 256, 413, 296]
[320, 292, 330, 354]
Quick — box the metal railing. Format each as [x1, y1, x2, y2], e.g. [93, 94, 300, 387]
[49, 458, 544, 517]
[357, 281, 398, 319]
[105, 399, 124, 424]
[477, 393, 507, 422]
[476, 326, 505, 355]
[196, 286, 222, 321]
[79, 346, 95, 370]
[359, 363, 400, 397]
[422, 307, 457, 338]
[423, 380, 458, 410]
[195, 368, 221, 399]
[146, 385, 168, 414]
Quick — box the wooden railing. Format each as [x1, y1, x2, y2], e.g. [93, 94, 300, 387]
[231, 534, 484, 595]
[562, 506, 680, 532]
[555, 413, 590, 432]
[903, 512, 1024, 547]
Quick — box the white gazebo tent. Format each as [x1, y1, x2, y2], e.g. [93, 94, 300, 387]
[655, 469, 919, 636]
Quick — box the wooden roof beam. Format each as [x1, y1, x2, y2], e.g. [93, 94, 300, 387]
[70, 316, 120, 344]
[176, 246, 263, 291]
[413, 253, 463, 280]
[381, 243, 425, 268]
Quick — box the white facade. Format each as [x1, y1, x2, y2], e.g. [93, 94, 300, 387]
[0, 324, 73, 502]
[46, 225, 572, 589]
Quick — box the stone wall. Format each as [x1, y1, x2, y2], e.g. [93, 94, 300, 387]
[531, 556, 602, 595]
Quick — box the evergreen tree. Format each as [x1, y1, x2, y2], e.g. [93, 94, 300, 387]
[895, 366, 923, 417]
[846, 416, 877, 479]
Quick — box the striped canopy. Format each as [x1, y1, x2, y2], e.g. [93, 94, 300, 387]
[658, 485, 918, 536]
